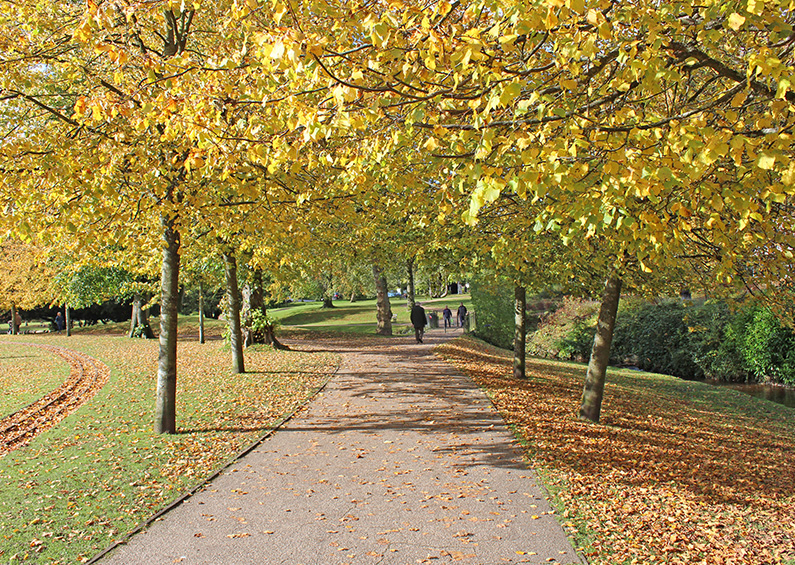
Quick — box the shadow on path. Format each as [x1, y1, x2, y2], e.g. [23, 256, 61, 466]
[98, 328, 583, 565]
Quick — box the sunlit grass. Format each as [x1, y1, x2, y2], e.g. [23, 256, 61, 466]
[0, 334, 338, 564]
[0, 344, 70, 418]
[269, 295, 471, 334]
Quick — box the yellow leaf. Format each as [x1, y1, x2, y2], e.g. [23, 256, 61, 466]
[776, 78, 791, 99]
[757, 153, 775, 170]
[424, 137, 439, 151]
[270, 40, 285, 60]
[371, 22, 388, 47]
[545, 8, 559, 29]
[500, 81, 522, 106]
[728, 13, 746, 30]
[567, 0, 585, 14]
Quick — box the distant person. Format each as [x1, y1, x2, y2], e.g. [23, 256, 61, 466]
[55, 312, 65, 332]
[410, 303, 427, 344]
[457, 302, 467, 328]
[14, 311, 22, 334]
[442, 306, 452, 330]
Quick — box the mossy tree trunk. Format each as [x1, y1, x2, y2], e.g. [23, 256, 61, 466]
[129, 292, 155, 338]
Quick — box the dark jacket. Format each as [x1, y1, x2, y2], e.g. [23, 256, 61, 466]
[410, 304, 427, 328]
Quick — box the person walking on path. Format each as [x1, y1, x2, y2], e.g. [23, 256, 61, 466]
[410, 302, 427, 343]
[97, 332, 583, 565]
[442, 305, 452, 331]
[457, 302, 468, 328]
[55, 312, 65, 332]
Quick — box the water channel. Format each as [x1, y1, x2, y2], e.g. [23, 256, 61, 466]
[705, 381, 795, 409]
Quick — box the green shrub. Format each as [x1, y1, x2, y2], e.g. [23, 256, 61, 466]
[470, 276, 514, 349]
[685, 301, 747, 381]
[527, 297, 598, 361]
[739, 307, 795, 385]
[555, 318, 596, 361]
[528, 294, 795, 385]
[611, 300, 702, 379]
[249, 310, 281, 344]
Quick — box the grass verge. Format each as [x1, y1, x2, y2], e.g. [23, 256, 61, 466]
[0, 344, 71, 418]
[269, 295, 471, 334]
[0, 334, 338, 564]
[437, 335, 795, 565]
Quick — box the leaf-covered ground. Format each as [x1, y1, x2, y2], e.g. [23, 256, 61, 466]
[0, 335, 338, 564]
[437, 336, 795, 565]
[0, 344, 70, 418]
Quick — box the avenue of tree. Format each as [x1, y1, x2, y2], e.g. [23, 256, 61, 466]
[2, 0, 795, 430]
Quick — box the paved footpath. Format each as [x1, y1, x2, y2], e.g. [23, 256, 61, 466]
[101, 329, 583, 565]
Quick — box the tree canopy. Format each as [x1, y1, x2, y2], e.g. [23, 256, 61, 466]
[3, 0, 795, 428]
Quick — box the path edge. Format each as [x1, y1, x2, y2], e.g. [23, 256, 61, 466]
[84, 358, 341, 565]
[432, 338, 591, 565]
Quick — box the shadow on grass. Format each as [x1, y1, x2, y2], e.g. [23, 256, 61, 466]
[277, 304, 372, 325]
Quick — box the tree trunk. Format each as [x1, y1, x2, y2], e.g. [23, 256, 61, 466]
[240, 282, 253, 347]
[223, 251, 245, 373]
[251, 269, 265, 315]
[198, 281, 205, 344]
[140, 299, 153, 337]
[129, 293, 154, 338]
[350, 290, 356, 303]
[514, 285, 527, 380]
[579, 276, 622, 424]
[373, 263, 393, 336]
[320, 272, 335, 308]
[406, 257, 416, 311]
[155, 218, 181, 435]
[129, 296, 138, 338]
[10, 302, 18, 335]
[65, 305, 71, 337]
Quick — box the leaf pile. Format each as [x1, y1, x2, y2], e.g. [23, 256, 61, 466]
[1, 345, 109, 457]
[0, 335, 338, 563]
[437, 336, 795, 565]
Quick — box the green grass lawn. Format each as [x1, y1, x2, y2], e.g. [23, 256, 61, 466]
[0, 344, 71, 418]
[2, 298, 792, 564]
[62, 294, 472, 338]
[0, 334, 338, 564]
[269, 295, 471, 334]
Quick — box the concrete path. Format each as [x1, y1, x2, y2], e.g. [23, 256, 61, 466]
[100, 329, 583, 565]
